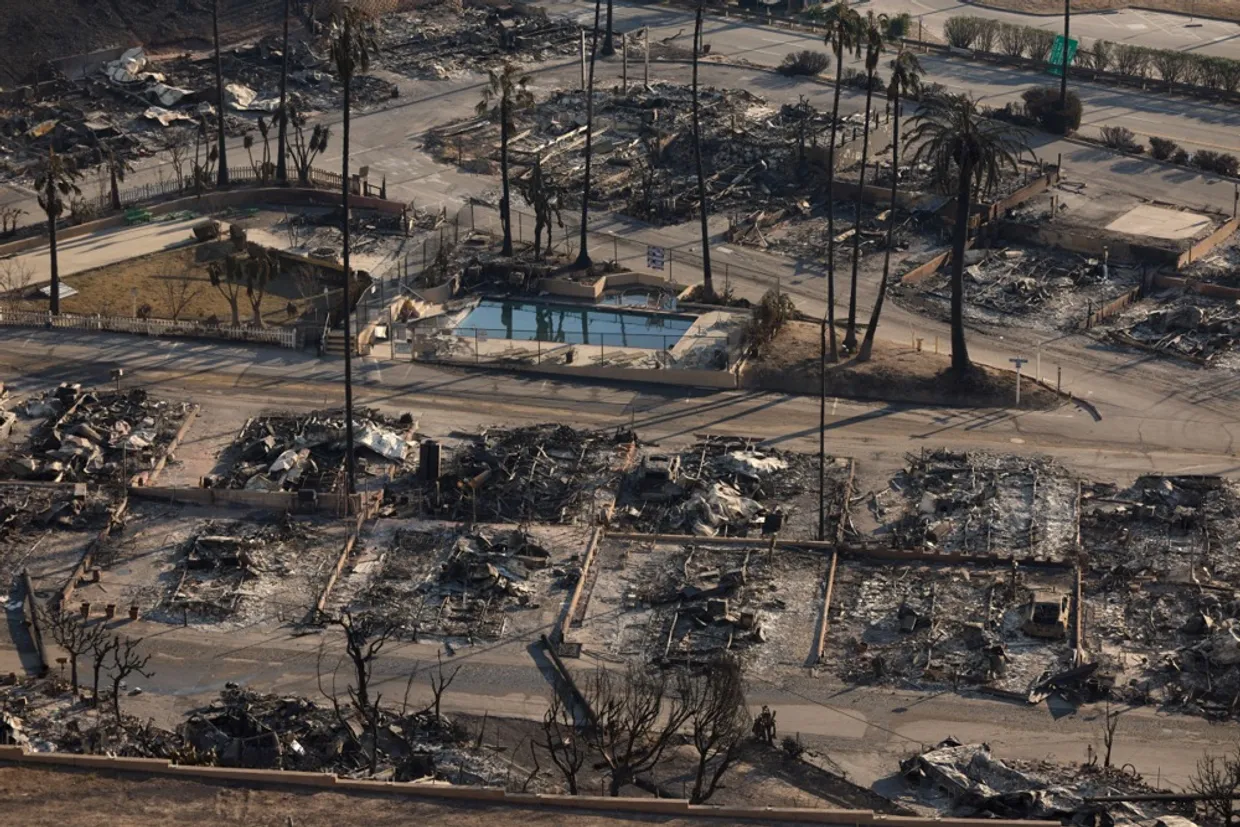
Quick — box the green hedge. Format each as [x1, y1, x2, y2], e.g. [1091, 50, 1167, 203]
[942, 15, 1240, 95]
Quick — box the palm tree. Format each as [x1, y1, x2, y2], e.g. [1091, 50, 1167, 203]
[328, 3, 377, 500]
[843, 11, 886, 352]
[275, 0, 291, 184]
[602, 0, 615, 57]
[477, 63, 534, 257]
[98, 141, 133, 212]
[907, 95, 1028, 375]
[818, 0, 861, 542]
[859, 50, 921, 363]
[574, 0, 604, 269]
[34, 148, 81, 317]
[692, 0, 713, 301]
[821, 0, 863, 363]
[212, 0, 229, 186]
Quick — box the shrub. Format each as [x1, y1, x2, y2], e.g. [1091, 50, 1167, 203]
[747, 289, 797, 355]
[781, 735, 805, 760]
[1152, 50, 1189, 84]
[1087, 40, 1113, 72]
[943, 16, 986, 49]
[1191, 150, 1240, 177]
[1100, 126, 1142, 154]
[885, 13, 912, 40]
[1171, 148, 1190, 165]
[1149, 136, 1178, 161]
[1113, 44, 1151, 78]
[778, 50, 831, 77]
[997, 23, 1027, 58]
[1021, 86, 1082, 134]
[1027, 29, 1057, 63]
[975, 19, 999, 53]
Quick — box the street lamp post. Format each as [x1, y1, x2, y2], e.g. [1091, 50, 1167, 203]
[1059, 0, 1071, 112]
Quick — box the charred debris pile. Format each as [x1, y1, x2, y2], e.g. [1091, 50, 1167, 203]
[385, 424, 621, 524]
[615, 437, 828, 539]
[6, 384, 190, 483]
[210, 408, 415, 494]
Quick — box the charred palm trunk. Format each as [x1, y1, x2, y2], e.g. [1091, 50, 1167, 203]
[341, 15, 357, 500]
[500, 92, 513, 256]
[276, 0, 291, 184]
[843, 71, 876, 351]
[47, 176, 60, 317]
[602, 0, 615, 56]
[858, 90, 899, 362]
[950, 158, 974, 374]
[213, 0, 229, 186]
[574, 0, 603, 269]
[692, 3, 713, 300]
[824, 34, 843, 362]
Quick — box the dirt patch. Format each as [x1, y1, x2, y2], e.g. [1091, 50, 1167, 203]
[963, 0, 1240, 24]
[742, 321, 1061, 409]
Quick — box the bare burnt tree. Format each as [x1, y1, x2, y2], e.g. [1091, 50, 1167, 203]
[88, 631, 119, 707]
[335, 610, 397, 774]
[44, 607, 106, 693]
[159, 131, 192, 191]
[583, 666, 692, 796]
[541, 688, 588, 794]
[1189, 745, 1240, 827]
[424, 651, 461, 720]
[682, 656, 750, 804]
[108, 636, 153, 723]
[162, 275, 204, 321]
[1101, 701, 1120, 770]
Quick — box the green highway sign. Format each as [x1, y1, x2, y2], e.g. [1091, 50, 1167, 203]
[1047, 35, 1079, 76]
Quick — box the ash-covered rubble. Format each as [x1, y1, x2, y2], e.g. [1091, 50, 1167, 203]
[353, 526, 565, 640]
[1081, 476, 1240, 717]
[900, 739, 1187, 823]
[877, 449, 1079, 558]
[635, 543, 774, 666]
[163, 517, 312, 622]
[210, 408, 415, 493]
[1106, 289, 1240, 367]
[384, 424, 620, 524]
[0, 676, 505, 785]
[429, 84, 858, 228]
[615, 437, 827, 538]
[181, 685, 499, 783]
[4, 384, 189, 483]
[828, 562, 1075, 694]
[0, 485, 115, 585]
[894, 247, 1138, 331]
[377, 2, 580, 80]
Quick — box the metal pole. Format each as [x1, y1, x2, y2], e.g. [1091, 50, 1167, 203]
[644, 28, 650, 89]
[581, 30, 587, 90]
[1057, 365, 1062, 393]
[475, 329, 479, 364]
[622, 33, 628, 93]
[1059, 0, 1071, 112]
[1036, 349, 1041, 383]
[612, 234, 618, 262]
[1015, 365, 1022, 407]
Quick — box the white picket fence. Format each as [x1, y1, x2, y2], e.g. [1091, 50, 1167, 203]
[0, 309, 299, 349]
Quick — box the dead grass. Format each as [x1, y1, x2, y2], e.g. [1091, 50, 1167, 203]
[11, 243, 320, 326]
[742, 320, 1061, 409]
[966, 0, 1240, 23]
[0, 764, 835, 826]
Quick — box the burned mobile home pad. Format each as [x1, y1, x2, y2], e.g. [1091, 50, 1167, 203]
[5, 383, 1240, 718]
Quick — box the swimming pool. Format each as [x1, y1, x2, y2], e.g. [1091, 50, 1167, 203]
[453, 298, 696, 350]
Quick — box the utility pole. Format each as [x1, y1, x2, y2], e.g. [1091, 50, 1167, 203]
[1059, 0, 1071, 112]
[644, 27, 650, 89]
[581, 30, 587, 90]
[622, 32, 628, 93]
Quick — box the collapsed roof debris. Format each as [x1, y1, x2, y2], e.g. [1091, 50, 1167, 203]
[876, 449, 1079, 558]
[345, 525, 571, 641]
[5, 384, 190, 483]
[384, 424, 620, 524]
[615, 436, 833, 539]
[1081, 476, 1240, 717]
[1106, 290, 1240, 367]
[900, 739, 1188, 823]
[209, 408, 415, 493]
[428, 84, 858, 228]
[163, 518, 312, 622]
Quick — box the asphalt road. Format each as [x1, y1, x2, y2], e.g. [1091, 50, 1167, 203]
[864, 0, 1240, 58]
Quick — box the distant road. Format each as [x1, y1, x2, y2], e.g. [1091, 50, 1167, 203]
[864, 0, 1240, 59]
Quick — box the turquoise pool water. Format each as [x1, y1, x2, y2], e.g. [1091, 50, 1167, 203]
[454, 298, 696, 350]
